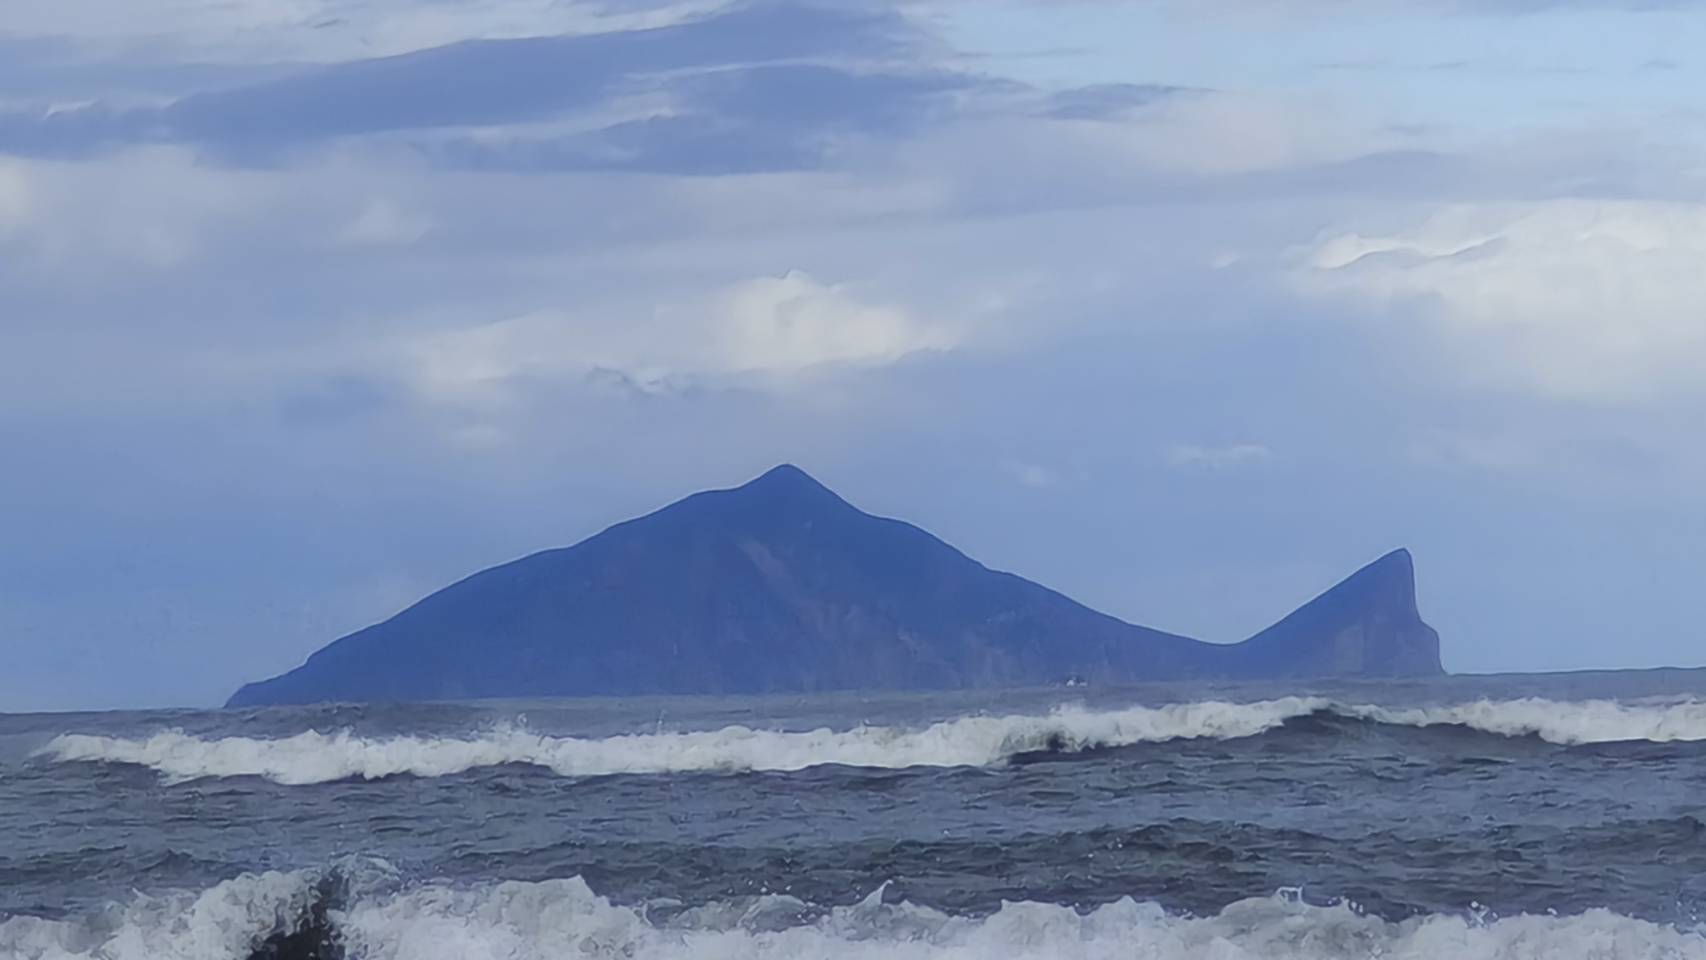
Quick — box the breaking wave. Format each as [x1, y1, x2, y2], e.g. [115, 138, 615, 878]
[1346, 697, 1706, 745]
[3, 868, 1704, 960]
[37, 695, 1706, 785]
[38, 697, 1321, 785]
[0, 869, 329, 960]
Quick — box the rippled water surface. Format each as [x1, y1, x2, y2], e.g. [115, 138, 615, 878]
[7, 671, 1706, 958]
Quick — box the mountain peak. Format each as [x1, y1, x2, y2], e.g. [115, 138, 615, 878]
[1234, 547, 1439, 678]
[702, 463, 849, 517]
[226, 482, 1445, 706]
[744, 463, 824, 491]
[1367, 547, 1414, 575]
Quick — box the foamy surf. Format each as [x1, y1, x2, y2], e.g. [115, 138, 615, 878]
[0, 869, 323, 960]
[38, 697, 1325, 785]
[37, 695, 1706, 785]
[1346, 697, 1706, 746]
[3, 870, 1704, 960]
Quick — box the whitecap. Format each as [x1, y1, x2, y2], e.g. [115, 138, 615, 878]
[38, 697, 1326, 785]
[10, 872, 1705, 960]
[40, 695, 1706, 786]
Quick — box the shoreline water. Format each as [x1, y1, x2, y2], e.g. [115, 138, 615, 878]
[10, 676, 1706, 958]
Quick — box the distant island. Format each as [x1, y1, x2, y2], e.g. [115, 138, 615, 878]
[227, 465, 1442, 707]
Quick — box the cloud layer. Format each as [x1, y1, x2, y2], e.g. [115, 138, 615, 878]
[398, 270, 955, 402]
[7, 0, 1706, 708]
[1303, 200, 1706, 399]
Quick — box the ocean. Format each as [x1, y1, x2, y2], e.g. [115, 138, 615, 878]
[7, 671, 1706, 959]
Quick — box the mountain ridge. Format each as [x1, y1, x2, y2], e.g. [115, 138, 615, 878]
[227, 464, 1442, 707]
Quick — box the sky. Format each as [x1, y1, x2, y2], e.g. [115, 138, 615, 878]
[4, 0, 1706, 711]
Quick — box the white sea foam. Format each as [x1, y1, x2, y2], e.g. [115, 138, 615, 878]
[0, 869, 317, 960]
[39, 695, 1706, 786]
[4, 871, 1704, 960]
[38, 697, 1326, 785]
[1346, 696, 1706, 746]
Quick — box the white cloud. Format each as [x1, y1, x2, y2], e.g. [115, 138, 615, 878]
[1, 0, 721, 63]
[0, 149, 276, 270]
[1165, 443, 1274, 468]
[398, 271, 957, 403]
[1300, 200, 1706, 400]
[1001, 460, 1057, 488]
[891, 90, 1400, 211]
[338, 198, 432, 246]
[710, 271, 955, 374]
[1091, 92, 1383, 177]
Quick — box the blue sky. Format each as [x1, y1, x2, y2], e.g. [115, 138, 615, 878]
[4, 0, 1706, 710]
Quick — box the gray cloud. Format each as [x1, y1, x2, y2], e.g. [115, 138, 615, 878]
[1175, 0, 1706, 12]
[0, 2, 933, 161]
[419, 64, 979, 174]
[172, 3, 914, 137]
[1044, 83, 1187, 120]
[0, 37, 294, 102]
[10, 0, 1706, 708]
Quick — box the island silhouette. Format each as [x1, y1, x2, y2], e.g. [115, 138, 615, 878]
[228, 464, 1441, 706]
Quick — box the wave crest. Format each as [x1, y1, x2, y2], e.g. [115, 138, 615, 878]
[5, 870, 1706, 960]
[339, 878, 1706, 960]
[39, 695, 1706, 786]
[39, 697, 1324, 785]
[0, 869, 321, 960]
[1348, 697, 1706, 746]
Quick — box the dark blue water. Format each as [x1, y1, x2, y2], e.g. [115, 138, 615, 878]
[7, 672, 1706, 959]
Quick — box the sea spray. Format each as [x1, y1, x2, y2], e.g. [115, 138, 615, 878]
[39, 695, 1706, 786]
[39, 698, 1326, 784]
[7, 871, 1706, 960]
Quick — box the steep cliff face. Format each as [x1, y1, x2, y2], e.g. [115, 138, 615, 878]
[228, 465, 1442, 707]
[1221, 549, 1442, 679]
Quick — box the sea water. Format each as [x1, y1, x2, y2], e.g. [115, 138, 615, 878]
[7, 671, 1706, 958]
